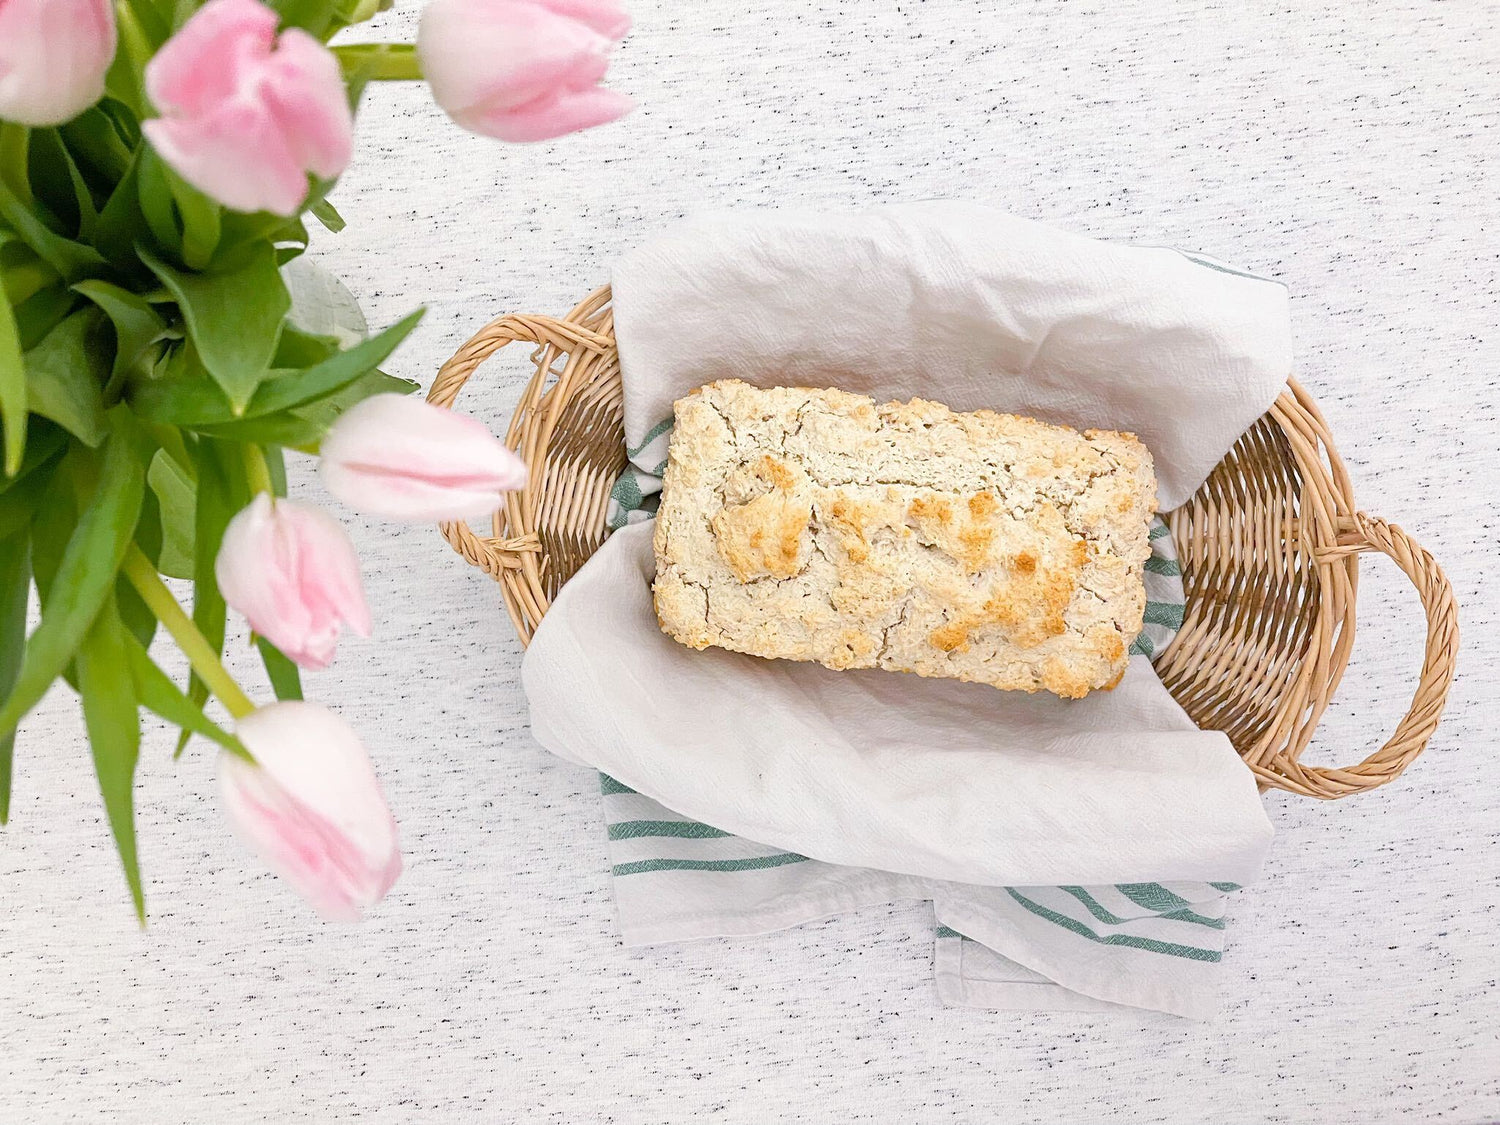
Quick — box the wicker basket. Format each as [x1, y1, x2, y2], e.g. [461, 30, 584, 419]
[428, 286, 1458, 799]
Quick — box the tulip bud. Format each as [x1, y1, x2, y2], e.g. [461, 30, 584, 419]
[142, 0, 353, 217]
[216, 494, 371, 670]
[0, 0, 116, 126]
[320, 394, 528, 522]
[418, 0, 632, 143]
[221, 702, 401, 922]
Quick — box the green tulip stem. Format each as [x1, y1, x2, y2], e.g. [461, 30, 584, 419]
[243, 443, 274, 498]
[332, 43, 424, 82]
[120, 546, 257, 721]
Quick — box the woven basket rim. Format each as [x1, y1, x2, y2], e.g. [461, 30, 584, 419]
[427, 285, 1458, 800]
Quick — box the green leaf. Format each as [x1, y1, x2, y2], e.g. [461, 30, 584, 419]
[12, 284, 79, 349]
[76, 594, 146, 922]
[23, 310, 109, 447]
[130, 307, 423, 426]
[96, 99, 143, 151]
[104, 2, 156, 119]
[27, 447, 78, 606]
[192, 368, 417, 449]
[263, 443, 288, 496]
[72, 279, 168, 391]
[0, 294, 24, 474]
[124, 0, 171, 47]
[95, 153, 151, 272]
[308, 198, 345, 234]
[188, 411, 327, 448]
[28, 128, 99, 244]
[250, 308, 423, 414]
[0, 419, 65, 495]
[216, 210, 302, 260]
[117, 486, 161, 649]
[270, 0, 341, 36]
[176, 437, 239, 754]
[147, 448, 195, 579]
[0, 173, 107, 281]
[334, 0, 394, 25]
[255, 636, 303, 701]
[166, 171, 221, 269]
[139, 244, 289, 411]
[0, 529, 30, 822]
[136, 151, 182, 257]
[123, 632, 244, 755]
[0, 453, 58, 541]
[1, 237, 62, 307]
[60, 108, 134, 189]
[0, 124, 32, 208]
[0, 409, 146, 742]
[290, 365, 418, 420]
[273, 324, 339, 368]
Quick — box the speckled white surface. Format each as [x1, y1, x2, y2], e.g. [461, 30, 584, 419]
[2, 2, 1497, 1121]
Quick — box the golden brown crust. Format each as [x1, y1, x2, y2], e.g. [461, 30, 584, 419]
[652, 380, 1157, 697]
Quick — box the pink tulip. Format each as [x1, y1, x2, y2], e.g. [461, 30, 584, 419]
[0, 0, 116, 126]
[216, 493, 371, 670]
[142, 0, 353, 217]
[320, 394, 528, 522]
[221, 702, 401, 922]
[418, 0, 632, 143]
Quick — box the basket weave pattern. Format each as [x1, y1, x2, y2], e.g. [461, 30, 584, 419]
[428, 287, 1458, 799]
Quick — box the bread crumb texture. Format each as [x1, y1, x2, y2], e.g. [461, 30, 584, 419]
[651, 381, 1158, 698]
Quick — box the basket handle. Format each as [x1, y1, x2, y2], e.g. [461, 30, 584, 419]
[1305, 513, 1459, 791]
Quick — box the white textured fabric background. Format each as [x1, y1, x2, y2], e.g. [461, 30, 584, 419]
[2, 2, 1497, 1121]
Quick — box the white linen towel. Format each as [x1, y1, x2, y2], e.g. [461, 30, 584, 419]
[521, 203, 1290, 1017]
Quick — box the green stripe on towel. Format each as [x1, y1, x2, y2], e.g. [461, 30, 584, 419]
[1142, 602, 1186, 628]
[600, 775, 637, 796]
[1114, 883, 1192, 913]
[608, 820, 735, 841]
[1059, 886, 1131, 925]
[1159, 908, 1226, 931]
[1060, 886, 1224, 930]
[1004, 889, 1222, 963]
[627, 417, 674, 458]
[613, 854, 810, 877]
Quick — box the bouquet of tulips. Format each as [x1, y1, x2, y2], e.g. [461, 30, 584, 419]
[0, 0, 631, 920]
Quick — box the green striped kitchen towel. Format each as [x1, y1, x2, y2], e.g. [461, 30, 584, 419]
[590, 421, 1242, 1019]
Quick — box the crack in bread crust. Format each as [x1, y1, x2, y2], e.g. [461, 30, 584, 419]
[651, 380, 1158, 698]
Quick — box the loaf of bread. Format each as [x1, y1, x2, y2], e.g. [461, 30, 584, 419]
[651, 380, 1158, 698]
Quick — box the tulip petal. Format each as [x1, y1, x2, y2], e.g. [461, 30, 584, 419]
[216, 495, 370, 669]
[221, 756, 369, 921]
[320, 395, 528, 522]
[144, 0, 276, 117]
[419, 0, 631, 142]
[141, 0, 352, 215]
[234, 702, 399, 860]
[421, 0, 613, 115]
[144, 98, 312, 217]
[467, 85, 634, 144]
[221, 705, 401, 922]
[279, 499, 373, 640]
[261, 28, 354, 181]
[322, 463, 516, 522]
[537, 0, 631, 39]
[0, 0, 116, 126]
